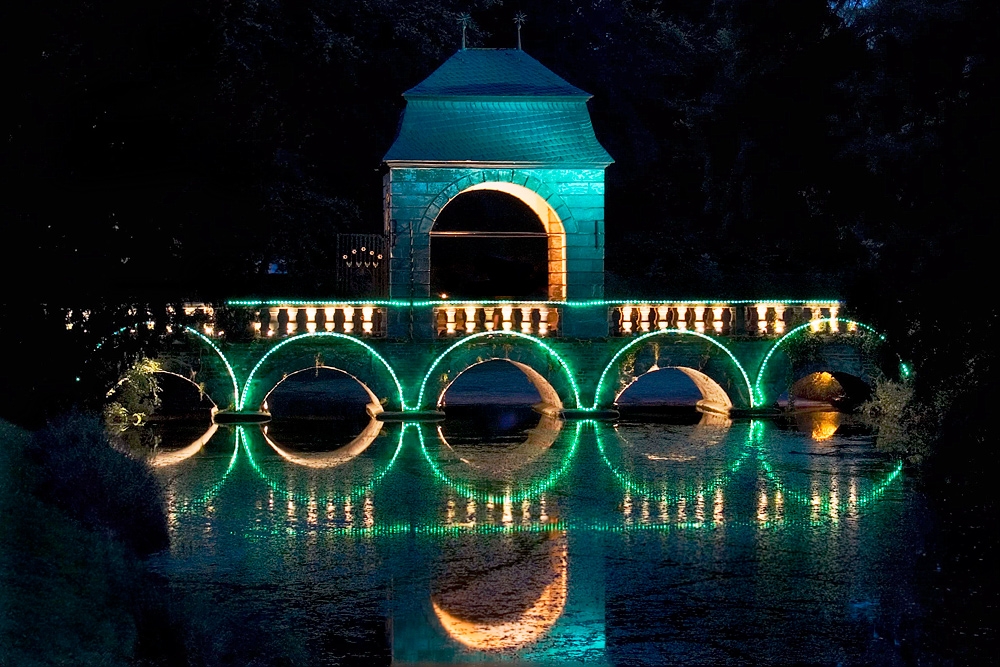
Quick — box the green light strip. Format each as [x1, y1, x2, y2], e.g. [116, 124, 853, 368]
[414, 330, 581, 410]
[749, 419, 904, 514]
[417, 421, 584, 503]
[590, 329, 753, 409]
[238, 424, 405, 504]
[234, 516, 865, 540]
[226, 299, 842, 308]
[93, 324, 241, 409]
[173, 428, 241, 516]
[596, 422, 756, 502]
[752, 318, 881, 406]
[238, 332, 405, 411]
[183, 326, 240, 408]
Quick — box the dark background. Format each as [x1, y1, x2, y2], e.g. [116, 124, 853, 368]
[2, 0, 997, 436]
[1, 2, 996, 659]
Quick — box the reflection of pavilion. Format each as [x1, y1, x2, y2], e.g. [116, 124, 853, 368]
[431, 531, 568, 651]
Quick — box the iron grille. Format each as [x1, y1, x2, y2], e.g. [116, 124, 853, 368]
[336, 234, 388, 297]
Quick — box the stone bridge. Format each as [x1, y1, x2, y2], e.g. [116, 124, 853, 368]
[106, 299, 905, 421]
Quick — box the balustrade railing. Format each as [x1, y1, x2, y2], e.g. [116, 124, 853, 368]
[433, 303, 559, 338]
[174, 300, 844, 340]
[608, 302, 843, 337]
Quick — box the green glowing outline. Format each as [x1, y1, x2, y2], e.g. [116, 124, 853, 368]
[749, 419, 904, 514]
[596, 421, 755, 503]
[418, 421, 585, 503]
[752, 318, 882, 406]
[183, 326, 240, 408]
[172, 427, 241, 516]
[93, 324, 241, 409]
[414, 331, 581, 410]
[238, 332, 404, 411]
[591, 329, 752, 410]
[227, 299, 842, 308]
[238, 424, 405, 504]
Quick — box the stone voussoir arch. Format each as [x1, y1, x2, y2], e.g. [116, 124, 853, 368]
[592, 330, 754, 412]
[415, 331, 581, 411]
[96, 324, 240, 410]
[752, 317, 893, 407]
[238, 332, 405, 412]
[416, 169, 578, 235]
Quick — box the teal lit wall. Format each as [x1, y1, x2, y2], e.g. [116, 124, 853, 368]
[383, 166, 607, 337]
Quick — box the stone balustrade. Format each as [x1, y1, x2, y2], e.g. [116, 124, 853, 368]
[432, 303, 560, 338]
[609, 302, 843, 337]
[175, 300, 845, 340]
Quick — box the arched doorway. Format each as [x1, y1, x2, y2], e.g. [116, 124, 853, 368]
[430, 183, 566, 300]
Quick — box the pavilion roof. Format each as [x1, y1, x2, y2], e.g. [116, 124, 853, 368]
[384, 49, 612, 167]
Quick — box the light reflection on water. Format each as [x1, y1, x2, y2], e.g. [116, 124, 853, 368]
[146, 411, 918, 665]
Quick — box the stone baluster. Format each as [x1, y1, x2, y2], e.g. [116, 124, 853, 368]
[465, 306, 477, 334]
[695, 306, 706, 333]
[257, 309, 269, 337]
[521, 307, 533, 334]
[538, 307, 550, 336]
[713, 307, 724, 334]
[444, 307, 457, 335]
[756, 304, 768, 335]
[809, 307, 822, 332]
[501, 306, 514, 331]
[343, 306, 354, 334]
[362, 306, 374, 335]
[639, 305, 652, 333]
[306, 307, 317, 333]
[276, 308, 289, 337]
[621, 306, 634, 334]
[774, 305, 786, 334]
[676, 306, 688, 331]
[657, 306, 670, 330]
[322, 307, 334, 332]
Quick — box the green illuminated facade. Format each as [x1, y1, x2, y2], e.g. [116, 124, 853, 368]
[382, 48, 613, 337]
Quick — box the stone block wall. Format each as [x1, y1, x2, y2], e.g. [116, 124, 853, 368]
[383, 166, 607, 337]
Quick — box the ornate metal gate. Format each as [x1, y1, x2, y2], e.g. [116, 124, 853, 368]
[336, 234, 387, 297]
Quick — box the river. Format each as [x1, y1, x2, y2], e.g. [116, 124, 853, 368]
[139, 400, 931, 665]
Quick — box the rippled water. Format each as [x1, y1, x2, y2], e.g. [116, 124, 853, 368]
[144, 410, 922, 665]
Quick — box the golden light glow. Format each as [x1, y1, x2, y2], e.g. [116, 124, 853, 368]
[262, 417, 383, 468]
[463, 181, 567, 301]
[809, 411, 841, 441]
[432, 534, 568, 651]
[149, 423, 219, 467]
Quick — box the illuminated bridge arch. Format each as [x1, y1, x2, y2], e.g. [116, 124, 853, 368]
[419, 171, 575, 300]
[239, 332, 404, 412]
[415, 331, 581, 412]
[753, 318, 899, 407]
[592, 330, 753, 412]
[96, 324, 239, 409]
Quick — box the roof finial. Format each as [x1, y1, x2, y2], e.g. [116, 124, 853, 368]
[514, 12, 526, 50]
[458, 13, 471, 50]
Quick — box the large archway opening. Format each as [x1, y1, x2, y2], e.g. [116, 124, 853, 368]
[615, 367, 734, 423]
[430, 183, 566, 300]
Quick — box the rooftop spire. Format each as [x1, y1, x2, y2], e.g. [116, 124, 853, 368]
[514, 12, 527, 50]
[458, 13, 471, 50]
